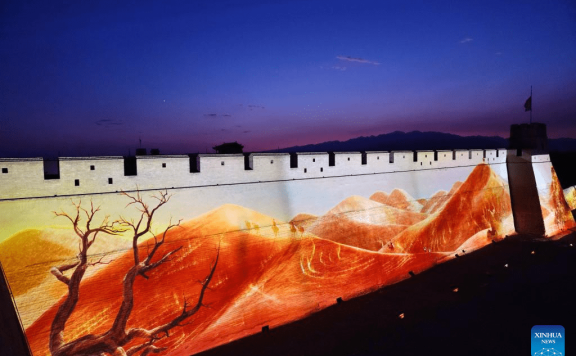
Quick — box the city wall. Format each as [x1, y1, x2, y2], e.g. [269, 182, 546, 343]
[0, 147, 574, 356]
[0, 149, 505, 200]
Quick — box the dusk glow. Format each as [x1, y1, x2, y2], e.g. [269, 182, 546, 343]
[1, 0, 576, 157]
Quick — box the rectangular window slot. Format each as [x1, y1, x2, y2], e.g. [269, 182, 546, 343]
[313, 158, 315, 162]
[290, 153, 298, 168]
[328, 152, 335, 166]
[1, 168, 7, 174]
[244, 154, 253, 170]
[469, 151, 472, 159]
[389, 153, 394, 163]
[162, 163, 166, 168]
[108, 178, 113, 184]
[270, 160, 274, 164]
[75, 179, 80, 186]
[304, 168, 307, 173]
[361, 152, 367, 165]
[413, 152, 417, 162]
[452, 151, 456, 160]
[90, 165, 95, 171]
[434, 152, 438, 161]
[221, 161, 225, 166]
[43, 158, 60, 180]
[189, 154, 200, 173]
[496, 150, 499, 157]
[377, 156, 380, 160]
[347, 157, 350, 161]
[124, 157, 137, 176]
[320, 167, 323, 172]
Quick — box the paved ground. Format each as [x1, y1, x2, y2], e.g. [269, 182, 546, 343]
[198, 231, 576, 356]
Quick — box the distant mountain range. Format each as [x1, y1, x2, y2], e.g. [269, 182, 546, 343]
[269, 131, 576, 152]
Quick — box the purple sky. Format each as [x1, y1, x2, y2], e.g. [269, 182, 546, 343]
[1, 0, 576, 157]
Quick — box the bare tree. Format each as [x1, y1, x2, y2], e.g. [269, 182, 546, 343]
[49, 190, 219, 356]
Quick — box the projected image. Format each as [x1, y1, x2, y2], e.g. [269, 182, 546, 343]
[534, 165, 576, 236]
[0, 163, 514, 356]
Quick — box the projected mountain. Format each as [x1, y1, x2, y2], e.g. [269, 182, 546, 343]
[380, 164, 513, 253]
[369, 189, 423, 212]
[25, 204, 444, 356]
[291, 196, 427, 251]
[0, 228, 130, 327]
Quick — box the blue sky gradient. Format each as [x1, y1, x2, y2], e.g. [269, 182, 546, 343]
[1, 0, 575, 156]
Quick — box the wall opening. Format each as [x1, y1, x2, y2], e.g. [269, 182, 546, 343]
[304, 168, 307, 173]
[270, 160, 274, 164]
[361, 152, 367, 165]
[90, 165, 95, 171]
[188, 154, 200, 173]
[452, 151, 456, 160]
[469, 151, 472, 159]
[312, 158, 315, 162]
[74, 179, 80, 186]
[290, 153, 298, 168]
[244, 154, 253, 170]
[43, 158, 60, 180]
[162, 163, 166, 168]
[413, 152, 417, 162]
[496, 150, 500, 157]
[434, 151, 438, 161]
[123, 157, 137, 176]
[1, 168, 7, 174]
[516, 149, 522, 157]
[108, 178, 113, 184]
[320, 167, 323, 172]
[389, 152, 394, 163]
[328, 152, 335, 166]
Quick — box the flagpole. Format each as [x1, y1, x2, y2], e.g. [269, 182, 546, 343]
[530, 85, 532, 124]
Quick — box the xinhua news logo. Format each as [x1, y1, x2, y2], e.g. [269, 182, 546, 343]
[532, 325, 565, 356]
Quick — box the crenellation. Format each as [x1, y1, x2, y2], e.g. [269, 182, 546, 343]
[0, 149, 510, 200]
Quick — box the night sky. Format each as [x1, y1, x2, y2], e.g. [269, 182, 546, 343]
[1, 0, 576, 157]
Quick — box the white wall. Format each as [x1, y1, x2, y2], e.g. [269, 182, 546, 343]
[0, 149, 509, 200]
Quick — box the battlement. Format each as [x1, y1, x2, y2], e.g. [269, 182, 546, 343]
[0, 148, 508, 200]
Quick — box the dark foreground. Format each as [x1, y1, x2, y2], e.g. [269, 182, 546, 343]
[199, 231, 576, 356]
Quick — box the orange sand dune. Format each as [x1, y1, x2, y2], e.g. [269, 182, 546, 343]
[325, 195, 427, 226]
[565, 186, 576, 210]
[369, 191, 389, 204]
[26, 204, 443, 356]
[293, 196, 427, 251]
[544, 167, 576, 236]
[420, 181, 463, 214]
[290, 213, 318, 229]
[370, 189, 423, 212]
[380, 164, 513, 254]
[302, 215, 409, 251]
[0, 228, 131, 328]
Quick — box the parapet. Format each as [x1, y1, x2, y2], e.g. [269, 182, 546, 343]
[0, 148, 507, 200]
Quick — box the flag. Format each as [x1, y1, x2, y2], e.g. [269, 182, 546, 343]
[524, 96, 532, 111]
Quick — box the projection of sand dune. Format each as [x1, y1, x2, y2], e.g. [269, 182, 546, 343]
[380, 164, 513, 253]
[0, 228, 131, 328]
[420, 181, 463, 214]
[291, 196, 427, 251]
[543, 167, 576, 236]
[25, 204, 444, 356]
[565, 186, 576, 210]
[370, 189, 423, 212]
